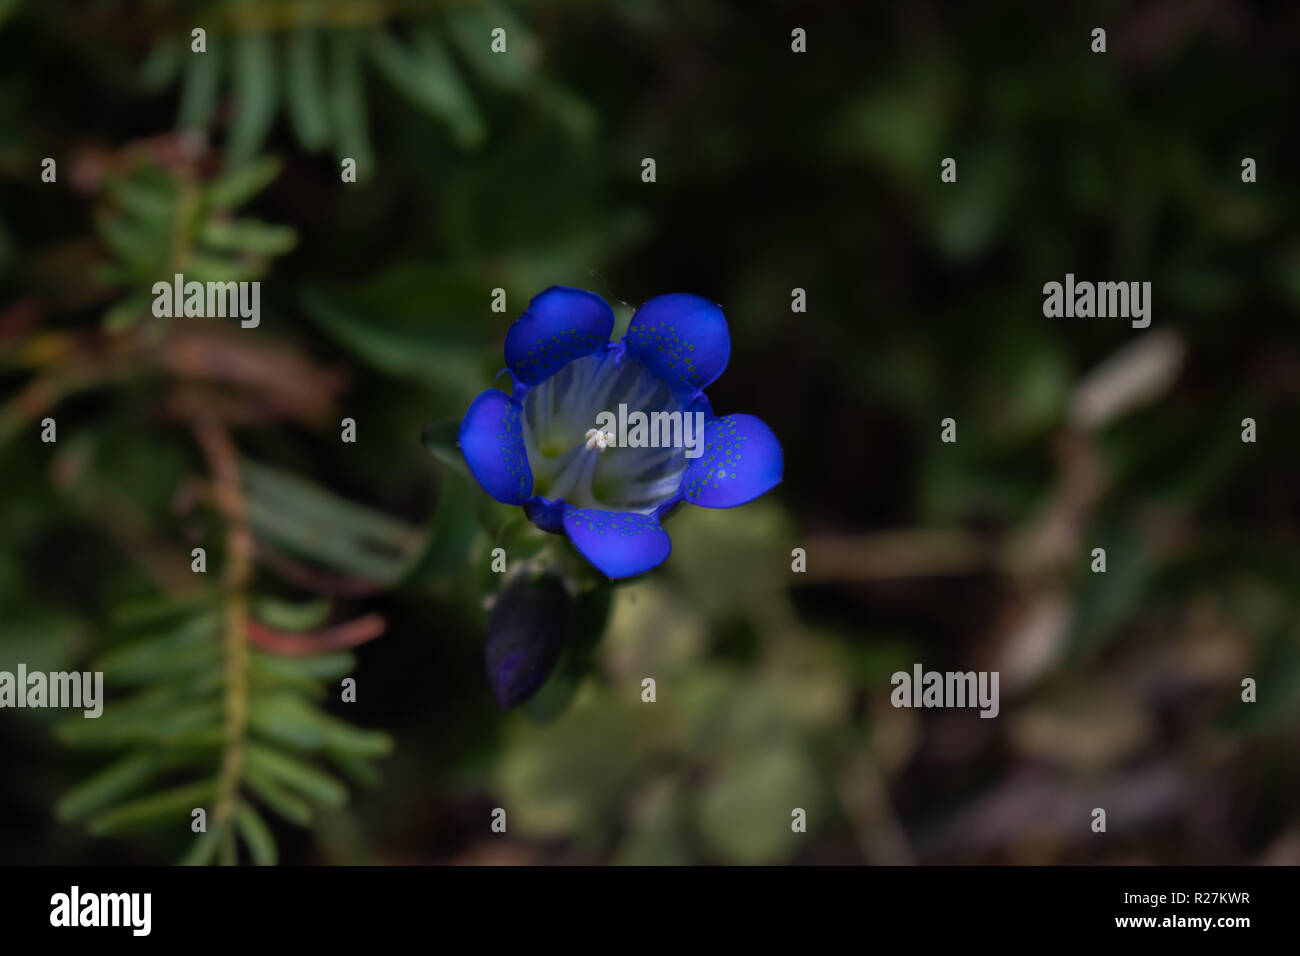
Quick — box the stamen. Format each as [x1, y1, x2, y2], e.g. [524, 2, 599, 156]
[584, 427, 613, 452]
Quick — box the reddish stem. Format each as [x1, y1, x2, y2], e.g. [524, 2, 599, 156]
[247, 613, 387, 656]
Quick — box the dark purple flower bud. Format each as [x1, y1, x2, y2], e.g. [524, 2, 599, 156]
[485, 575, 570, 710]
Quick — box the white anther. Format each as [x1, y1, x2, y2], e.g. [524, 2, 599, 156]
[584, 428, 613, 452]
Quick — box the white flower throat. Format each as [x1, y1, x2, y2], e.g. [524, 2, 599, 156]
[589, 404, 705, 458]
[519, 352, 692, 514]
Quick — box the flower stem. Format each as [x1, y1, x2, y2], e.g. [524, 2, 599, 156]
[193, 418, 253, 848]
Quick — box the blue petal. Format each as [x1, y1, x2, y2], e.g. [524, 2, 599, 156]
[505, 286, 615, 385]
[562, 507, 672, 579]
[622, 294, 730, 397]
[680, 414, 783, 508]
[458, 389, 532, 504]
[523, 495, 566, 534]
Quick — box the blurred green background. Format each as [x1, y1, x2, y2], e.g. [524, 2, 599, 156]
[2, 0, 1299, 864]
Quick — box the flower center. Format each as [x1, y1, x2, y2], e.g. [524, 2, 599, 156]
[519, 352, 687, 513]
[584, 427, 613, 452]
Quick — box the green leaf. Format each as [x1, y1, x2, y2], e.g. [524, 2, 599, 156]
[107, 167, 177, 225]
[235, 801, 278, 865]
[244, 461, 418, 551]
[112, 592, 216, 632]
[59, 679, 223, 746]
[178, 39, 222, 130]
[286, 25, 331, 150]
[241, 460, 423, 583]
[219, 828, 237, 865]
[227, 31, 279, 167]
[444, 5, 534, 92]
[138, 37, 184, 93]
[86, 780, 217, 835]
[95, 611, 222, 683]
[58, 701, 224, 748]
[89, 671, 221, 723]
[181, 252, 266, 283]
[251, 595, 331, 631]
[179, 826, 223, 866]
[250, 694, 393, 756]
[1066, 528, 1160, 658]
[243, 764, 314, 826]
[244, 743, 348, 807]
[538, 81, 598, 142]
[327, 749, 381, 789]
[246, 497, 411, 582]
[369, 27, 484, 149]
[205, 156, 283, 210]
[198, 218, 297, 256]
[57, 750, 176, 822]
[298, 272, 489, 398]
[102, 294, 151, 332]
[96, 210, 167, 275]
[250, 649, 355, 683]
[329, 31, 373, 175]
[0, 607, 84, 675]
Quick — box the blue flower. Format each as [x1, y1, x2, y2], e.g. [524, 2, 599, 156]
[458, 287, 783, 579]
